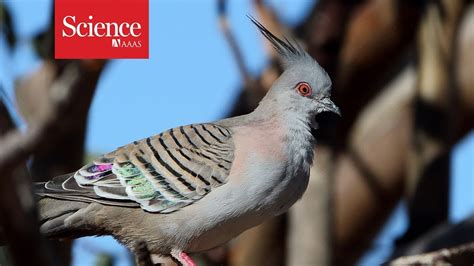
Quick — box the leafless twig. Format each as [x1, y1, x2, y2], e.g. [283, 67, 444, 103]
[389, 242, 474, 265]
[217, 0, 252, 86]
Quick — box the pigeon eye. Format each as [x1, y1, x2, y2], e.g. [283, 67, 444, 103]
[296, 82, 312, 97]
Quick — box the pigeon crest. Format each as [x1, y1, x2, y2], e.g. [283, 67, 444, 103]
[248, 15, 312, 69]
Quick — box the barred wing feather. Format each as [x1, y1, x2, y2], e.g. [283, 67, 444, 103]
[39, 123, 234, 213]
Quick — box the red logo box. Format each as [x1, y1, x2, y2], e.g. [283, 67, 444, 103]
[55, 0, 149, 59]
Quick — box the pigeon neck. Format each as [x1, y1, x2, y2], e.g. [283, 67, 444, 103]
[281, 110, 315, 176]
[249, 98, 315, 177]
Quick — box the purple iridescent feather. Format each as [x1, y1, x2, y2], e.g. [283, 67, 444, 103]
[85, 164, 112, 180]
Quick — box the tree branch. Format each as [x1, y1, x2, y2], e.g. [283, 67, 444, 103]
[0, 65, 79, 169]
[0, 64, 80, 266]
[389, 242, 474, 265]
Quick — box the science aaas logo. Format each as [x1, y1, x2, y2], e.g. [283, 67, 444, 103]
[55, 0, 148, 59]
[62, 15, 143, 48]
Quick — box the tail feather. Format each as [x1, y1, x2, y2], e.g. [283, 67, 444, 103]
[37, 197, 89, 238]
[36, 172, 138, 207]
[36, 173, 137, 239]
[40, 212, 75, 238]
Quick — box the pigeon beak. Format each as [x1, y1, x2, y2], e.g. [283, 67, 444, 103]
[319, 97, 341, 116]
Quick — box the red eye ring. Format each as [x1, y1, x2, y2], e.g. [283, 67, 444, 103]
[296, 82, 312, 97]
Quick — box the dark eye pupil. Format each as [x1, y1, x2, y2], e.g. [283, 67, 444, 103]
[296, 83, 311, 96]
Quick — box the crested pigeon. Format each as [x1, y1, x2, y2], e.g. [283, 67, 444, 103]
[36, 17, 340, 266]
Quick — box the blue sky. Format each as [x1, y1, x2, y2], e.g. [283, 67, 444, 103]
[1, 0, 473, 265]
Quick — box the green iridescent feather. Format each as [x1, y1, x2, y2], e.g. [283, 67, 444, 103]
[114, 163, 159, 200]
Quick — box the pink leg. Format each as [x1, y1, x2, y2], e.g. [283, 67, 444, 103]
[179, 252, 196, 266]
[171, 249, 196, 266]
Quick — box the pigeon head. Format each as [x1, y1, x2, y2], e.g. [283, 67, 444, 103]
[250, 17, 340, 128]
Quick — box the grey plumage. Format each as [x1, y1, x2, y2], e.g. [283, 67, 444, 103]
[36, 17, 340, 265]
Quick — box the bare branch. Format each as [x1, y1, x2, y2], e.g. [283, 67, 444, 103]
[390, 242, 474, 265]
[217, 0, 252, 86]
[0, 65, 79, 170]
